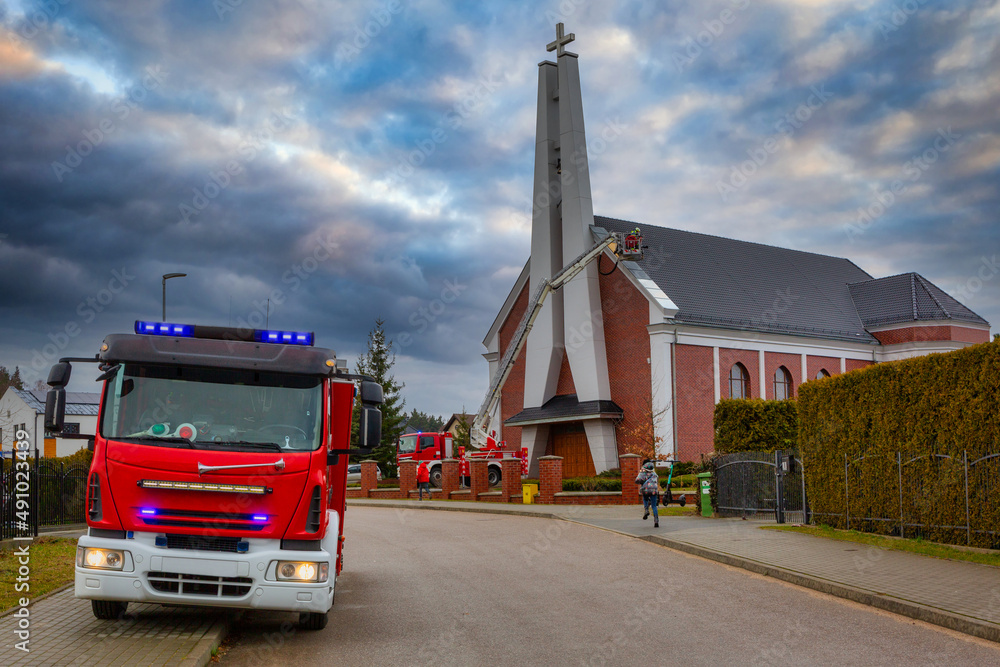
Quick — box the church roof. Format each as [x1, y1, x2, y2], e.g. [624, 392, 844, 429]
[597, 216, 880, 343]
[505, 394, 623, 427]
[848, 272, 988, 328]
[9, 388, 101, 416]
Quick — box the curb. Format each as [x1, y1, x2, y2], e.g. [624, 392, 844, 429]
[179, 611, 243, 667]
[348, 499, 1000, 644]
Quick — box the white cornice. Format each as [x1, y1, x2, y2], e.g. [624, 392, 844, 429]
[865, 320, 990, 333]
[647, 322, 879, 359]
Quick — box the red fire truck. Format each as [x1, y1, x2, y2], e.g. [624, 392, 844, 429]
[396, 431, 523, 488]
[44, 321, 383, 630]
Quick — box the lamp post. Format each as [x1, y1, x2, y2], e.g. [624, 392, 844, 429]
[162, 273, 187, 322]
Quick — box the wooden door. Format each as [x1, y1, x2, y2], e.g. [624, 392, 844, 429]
[551, 431, 596, 478]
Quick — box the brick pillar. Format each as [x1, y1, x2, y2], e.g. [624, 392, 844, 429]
[538, 455, 562, 505]
[469, 459, 489, 500]
[360, 460, 379, 497]
[441, 459, 459, 499]
[501, 457, 522, 502]
[620, 454, 641, 505]
[398, 459, 417, 499]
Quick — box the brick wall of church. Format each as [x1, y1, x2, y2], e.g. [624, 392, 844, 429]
[870, 325, 989, 345]
[674, 344, 715, 462]
[763, 352, 802, 399]
[846, 358, 873, 372]
[719, 348, 760, 399]
[807, 355, 840, 380]
[598, 262, 652, 460]
[497, 282, 529, 452]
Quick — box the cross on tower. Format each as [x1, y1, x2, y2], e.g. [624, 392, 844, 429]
[546, 22, 576, 57]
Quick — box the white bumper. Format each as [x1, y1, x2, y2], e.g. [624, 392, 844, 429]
[75, 512, 339, 614]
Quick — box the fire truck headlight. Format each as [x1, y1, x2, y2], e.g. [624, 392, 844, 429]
[78, 547, 125, 570]
[275, 560, 328, 582]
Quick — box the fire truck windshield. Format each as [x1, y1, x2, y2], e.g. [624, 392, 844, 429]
[99, 363, 323, 452]
[397, 435, 417, 454]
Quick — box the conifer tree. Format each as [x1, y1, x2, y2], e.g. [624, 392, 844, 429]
[352, 319, 406, 477]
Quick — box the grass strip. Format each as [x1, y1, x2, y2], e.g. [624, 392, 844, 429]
[1, 537, 77, 613]
[763, 524, 1000, 568]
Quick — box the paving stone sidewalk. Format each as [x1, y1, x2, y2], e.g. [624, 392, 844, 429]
[349, 499, 1000, 643]
[0, 587, 236, 666]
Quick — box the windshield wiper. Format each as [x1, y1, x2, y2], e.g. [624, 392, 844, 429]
[205, 440, 283, 452]
[115, 436, 194, 448]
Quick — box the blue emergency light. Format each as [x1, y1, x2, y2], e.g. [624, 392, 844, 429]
[134, 321, 314, 346]
[254, 330, 314, 346]
[135, 321, 194, 337]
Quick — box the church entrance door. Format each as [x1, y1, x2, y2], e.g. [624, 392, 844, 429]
[549, 423, 596, 478]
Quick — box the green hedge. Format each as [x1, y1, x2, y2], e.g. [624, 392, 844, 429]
[562, 477, 622, 492]
[799, 340, 1000, 548]
[713, 398, 799, 454]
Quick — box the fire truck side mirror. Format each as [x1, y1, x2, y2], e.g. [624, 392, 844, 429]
[359, 380, 383, 405]
[48, 361, 72, 387]
[360, 406, 382, 451]
[45, 388, 66, 433]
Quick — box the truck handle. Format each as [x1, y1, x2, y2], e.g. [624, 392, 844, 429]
[198, 459, 285, 475]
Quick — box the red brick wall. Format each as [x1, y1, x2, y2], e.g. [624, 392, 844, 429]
[675, 344, 715, 462]
[719, 348, 760, 399]
[807, 355, 840, 380]
[871, 325, 990, 345]
[598, 266, 652, 460]
[846, 358, 873, 372]
[538, 456, 562, 504]
[498, 283, 529, 451]
[555, 353, 576, 395]
[763, 352, 802, 399]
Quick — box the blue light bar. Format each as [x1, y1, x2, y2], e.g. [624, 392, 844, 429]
[135, 321, 194, 337]
[254, 330, 314, 346]
[252, 514, 268, 522]
[140, 508, 156, 515]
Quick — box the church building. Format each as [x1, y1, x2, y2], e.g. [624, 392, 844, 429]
[482, 26, 991, 476]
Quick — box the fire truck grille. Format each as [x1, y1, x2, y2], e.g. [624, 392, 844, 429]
[165, 534, 242, 553]
[147, 571, 253, 597]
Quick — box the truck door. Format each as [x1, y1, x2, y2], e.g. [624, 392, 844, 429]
[419, 434, 437, 459]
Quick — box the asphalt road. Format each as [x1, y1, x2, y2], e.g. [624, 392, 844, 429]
[221, 507, 1000, 666]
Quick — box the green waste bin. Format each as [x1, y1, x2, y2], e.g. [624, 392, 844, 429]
[522, 483, 539, 504]
[697, 472, 712, 517]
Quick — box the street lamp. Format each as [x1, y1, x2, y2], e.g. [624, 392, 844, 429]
[162, 273, 187, 322]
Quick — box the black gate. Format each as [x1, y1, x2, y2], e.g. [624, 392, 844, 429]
[714, 450, 808, 523]
[0, 459, 90, 539]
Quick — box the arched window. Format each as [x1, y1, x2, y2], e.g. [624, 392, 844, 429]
[774, 366, 792, 400]
[729, 363, 750, 399]
[816, 369, 831, 380]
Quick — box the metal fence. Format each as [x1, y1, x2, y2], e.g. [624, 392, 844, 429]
[810, 450, 1000, 547]
[713, 450, 807, 524]
[1, 459, 90, 539]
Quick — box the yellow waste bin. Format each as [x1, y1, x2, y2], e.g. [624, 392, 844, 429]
[522, 483, 539, 504]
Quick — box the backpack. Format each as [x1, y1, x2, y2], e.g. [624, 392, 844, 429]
[639, 471, 659, 495]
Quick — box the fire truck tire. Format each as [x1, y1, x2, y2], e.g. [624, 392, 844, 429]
[487, 467, 501, 487]
[299, 611, 329, 630]
[429, 466, 443, 488]
[92, 599, 128, 620]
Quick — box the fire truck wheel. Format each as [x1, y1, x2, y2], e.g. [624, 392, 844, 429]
[92, 599, 128, 620]
[487, 467, 501, 487]
[299, 611, 329, 630]
[429, 467, 443, 488]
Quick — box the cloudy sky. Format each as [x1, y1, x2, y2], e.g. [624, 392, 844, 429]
[1, 0, 997, 417]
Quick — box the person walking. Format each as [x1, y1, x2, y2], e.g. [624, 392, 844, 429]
[635, 461, 660, 527]
[416, 461, 431, 500]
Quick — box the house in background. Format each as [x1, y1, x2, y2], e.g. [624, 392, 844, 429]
[0, 387, 99, 458]
[443, 413, 473, 438]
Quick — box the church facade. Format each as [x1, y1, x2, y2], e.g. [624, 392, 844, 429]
[481, 27, 991, 475]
